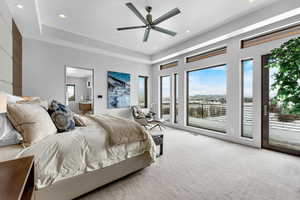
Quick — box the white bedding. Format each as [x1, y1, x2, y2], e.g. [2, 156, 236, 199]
[12, 117, 156, 189]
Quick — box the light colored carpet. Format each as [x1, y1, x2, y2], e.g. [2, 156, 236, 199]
[77, 128, 300, 200]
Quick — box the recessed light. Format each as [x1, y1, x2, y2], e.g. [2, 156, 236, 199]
[186, 30, 191, 33]
[16, 4, 24, 9]
[59, 14, 67, 19]
[249, 0, 255, 3]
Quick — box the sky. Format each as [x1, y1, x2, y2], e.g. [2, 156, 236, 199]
[243, 60, 253, 98]
[108, 71, 130, 83]
[161, 62, 255, 99]
[139, 77, 145, 99]
[162, 76, 171, 99]
[188, 65, 227, 96]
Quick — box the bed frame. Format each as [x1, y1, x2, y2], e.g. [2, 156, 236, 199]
[35, 153, 152, 200]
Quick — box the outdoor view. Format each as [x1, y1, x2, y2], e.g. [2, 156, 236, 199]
[268, 67, 300, 151]
[161, 76, 171, 122]
[242, 60, 253, 139]
[138, 76, 147, 108]
[187, 65, 227, 133]
[174, 73, 179, 123]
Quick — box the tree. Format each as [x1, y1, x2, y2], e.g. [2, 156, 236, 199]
[267, 37, 300, 115]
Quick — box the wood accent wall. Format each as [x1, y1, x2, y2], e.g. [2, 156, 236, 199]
[12, 20, 22, 96]
[160, 61, 178, 70]
[186, 47, 227, 63]
[241, 23, 300, 48]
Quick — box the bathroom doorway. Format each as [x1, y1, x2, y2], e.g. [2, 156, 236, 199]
[65, 66, 94, 114]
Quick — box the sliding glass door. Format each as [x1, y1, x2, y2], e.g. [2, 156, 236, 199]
[187, 65, 227, 133]
[262, 55, 300, 156]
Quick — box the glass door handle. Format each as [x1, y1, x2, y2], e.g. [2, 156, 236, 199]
[264, 105, 268, 116]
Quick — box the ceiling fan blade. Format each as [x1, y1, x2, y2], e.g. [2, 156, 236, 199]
[153, 8, 181, 25]
[153, 8, 180, 25]
[152, 26, 176, 36]
[117, 25, 147, 31]
[126, 3, 148, 25]
[143, 28, 150, 42]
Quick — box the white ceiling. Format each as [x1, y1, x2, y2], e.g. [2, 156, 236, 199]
[8, 0, 280, 56]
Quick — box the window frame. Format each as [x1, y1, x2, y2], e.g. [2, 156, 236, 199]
[186, 64, 227, 133]
[174, 73, 178, 124]
[160, 75, 172, 121]
[138, 76, 148, 108]
[241, 59, 254, 139]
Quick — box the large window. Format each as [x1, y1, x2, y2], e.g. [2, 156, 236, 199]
[187, 65, 227, 133]
[241, 59, 253, 139]
[160, 76, 171, 122]
[138, 76, 148, 108]
[174, 73, 179, 123]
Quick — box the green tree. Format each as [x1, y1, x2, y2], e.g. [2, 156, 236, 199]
[267, 37, 300, 115]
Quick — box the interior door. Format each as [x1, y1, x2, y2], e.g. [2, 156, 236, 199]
[261, 55, 300, 156]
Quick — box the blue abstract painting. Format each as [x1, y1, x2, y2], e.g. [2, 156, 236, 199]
[107, 71, 131, 109]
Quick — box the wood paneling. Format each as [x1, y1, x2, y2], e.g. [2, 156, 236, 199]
[241, 23, 300, 48]
[160, 61, 178, 70]
[0, 156, 35, 200]
[12, 20, 22, 96]
[186, 47, 227, 63]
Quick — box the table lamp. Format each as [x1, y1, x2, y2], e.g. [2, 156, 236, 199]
[0, 92, 7, 113]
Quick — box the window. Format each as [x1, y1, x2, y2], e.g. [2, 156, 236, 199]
[187, 65, 227, 133]
[160, 61, 178, 70]
[66, 84, 75, 105]
[174, 73, 179, 123]
[186, 47, 227, 63]
[241, 23, 300, 48]
[138, 76, 148, 108]
[160, 76, 171, 122]
[241, 59, 254, 139]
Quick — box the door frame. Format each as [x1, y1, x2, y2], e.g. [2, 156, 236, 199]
[261, 55, 300, 156]
[64, 65, 95, 114]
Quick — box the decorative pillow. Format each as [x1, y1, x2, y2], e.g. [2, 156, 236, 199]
[3, 92, 24, 103]
[48, 100, 75, 132]
[7, 103, 57, 145]
[17, 98, 49, 110]
[0, 113, 23, 147]
[73, 113, 87, 127]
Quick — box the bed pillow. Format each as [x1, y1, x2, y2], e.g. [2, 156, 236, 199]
[48, 100, 75, 132]
[4, 93, 24, 103]
[17, 98, 49, 110]
[73, 113, 87, 127]
[0, 114, 23, 147]
[7, 103, 57, 145]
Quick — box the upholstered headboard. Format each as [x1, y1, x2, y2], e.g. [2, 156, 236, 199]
[0, 17, 22, 95]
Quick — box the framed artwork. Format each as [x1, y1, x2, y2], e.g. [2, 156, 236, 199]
[107, 71, 131, 108]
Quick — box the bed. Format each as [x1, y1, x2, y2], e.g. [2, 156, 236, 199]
[0, 105, 156, 200]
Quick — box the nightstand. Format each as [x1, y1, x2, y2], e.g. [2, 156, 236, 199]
[0, 156, 35, 200]
[151, 133, 164, 157]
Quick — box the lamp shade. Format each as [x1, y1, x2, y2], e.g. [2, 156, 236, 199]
[0, 92, 7, 113]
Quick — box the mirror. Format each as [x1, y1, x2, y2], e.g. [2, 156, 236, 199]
[65, 66, 94, 114]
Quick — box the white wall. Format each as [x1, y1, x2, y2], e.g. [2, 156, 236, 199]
[0, 0, 13, 93]
[23, 38, 151, 118]
[151, 16, 300, 148]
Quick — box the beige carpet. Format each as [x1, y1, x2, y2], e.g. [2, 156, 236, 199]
[77, 128, 300, 200]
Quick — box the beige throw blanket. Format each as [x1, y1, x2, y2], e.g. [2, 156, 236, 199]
[88, 114, 148, 146]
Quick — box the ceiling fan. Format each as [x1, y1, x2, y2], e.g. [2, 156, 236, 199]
[117, 2, 181, 42]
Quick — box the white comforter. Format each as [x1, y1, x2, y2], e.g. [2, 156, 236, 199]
[16, 117, 156, 189]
